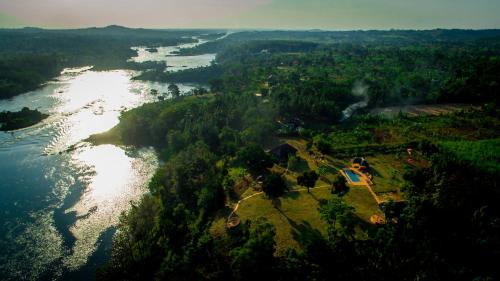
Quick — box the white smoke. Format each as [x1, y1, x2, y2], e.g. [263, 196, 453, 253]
[340, 81, 369, 121]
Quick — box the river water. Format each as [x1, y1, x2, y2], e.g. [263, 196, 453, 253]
[0, 38, 216, 280]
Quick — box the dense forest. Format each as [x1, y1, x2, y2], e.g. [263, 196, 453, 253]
[139, 35, 500, 118]
[93, 30, 500, 281]
[0, 54, 61, 99]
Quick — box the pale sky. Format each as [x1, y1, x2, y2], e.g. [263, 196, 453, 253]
[0, 0, 499, 29]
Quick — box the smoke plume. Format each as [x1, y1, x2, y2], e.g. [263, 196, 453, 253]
[340, 81, 369, 121]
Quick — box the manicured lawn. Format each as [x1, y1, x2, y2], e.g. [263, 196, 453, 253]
[234, 185, 382, 254]
[343, 187, 384, 222]
[236, 187, 331, 255]
[367, 154, 405, 194]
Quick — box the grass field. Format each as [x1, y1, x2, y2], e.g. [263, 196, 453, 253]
[367, 154, 405, 193]
[229, 184, 382, 254]
[235, 187, 330, 255]
[212, 139, 406, 254]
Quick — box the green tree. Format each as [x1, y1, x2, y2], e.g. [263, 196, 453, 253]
[297, 171, 319, 193]
[332, 174, 348, 196]
[320, 196, 355, 239]
[262, 173, 288, 197]
[230, 219, 277, 281]
[236, 144, 274, 175]
[314, 134, 331, 154]
[168, 84, 181, 99]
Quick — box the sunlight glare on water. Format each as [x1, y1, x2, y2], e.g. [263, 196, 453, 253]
[46, 71, 142, 154]
[55, 70, 135, 113]
[130, 38, 216, 72]
[63, 144, 158, 269]
[0, 36, 211, 280]
[0, 68, 163, 280]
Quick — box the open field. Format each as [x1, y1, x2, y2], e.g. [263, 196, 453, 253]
[231, 185, 382, 254]
[370, 103, 475, 118]
[367, 154, 405, 193]
[236, 187, 329, 254]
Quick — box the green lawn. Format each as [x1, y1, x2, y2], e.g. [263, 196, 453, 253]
[234, 185, 382, 254]
[343, 187, 384, 222]
[236, 187, 330, 255]
[367, 154, 405, 194]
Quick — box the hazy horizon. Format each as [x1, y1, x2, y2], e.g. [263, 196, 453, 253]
[1, 0, 500, 30]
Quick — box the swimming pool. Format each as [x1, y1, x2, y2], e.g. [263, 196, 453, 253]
[343, 169, 361, 183]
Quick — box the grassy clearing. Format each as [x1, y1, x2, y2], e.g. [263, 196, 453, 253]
[370, 104, 475, 118]
[326, 153, 407, 201]
[367, 154, 405, 194]
[235, 187, 330, 255]
[233, 185, 382, 254]
[343, 187, 384, 222]
[281, 139, 408, 201]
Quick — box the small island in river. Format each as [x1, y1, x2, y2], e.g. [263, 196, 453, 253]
[0, 107, 48, 131]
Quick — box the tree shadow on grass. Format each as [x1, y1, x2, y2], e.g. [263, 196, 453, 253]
[271, 197, 282, 210]
[272, 202, 325, 249]
[290, 220, 325, 251]
[284, 190, 301, 200]
[306, 190, 322, 203]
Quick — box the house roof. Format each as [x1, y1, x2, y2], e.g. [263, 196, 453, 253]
[270, 143, 297, 159]
[353, 157, 369, 167]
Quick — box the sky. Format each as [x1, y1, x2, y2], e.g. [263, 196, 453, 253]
[0, 0, 499, 30]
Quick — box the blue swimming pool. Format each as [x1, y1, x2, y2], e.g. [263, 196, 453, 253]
[344, 169, 361, 183]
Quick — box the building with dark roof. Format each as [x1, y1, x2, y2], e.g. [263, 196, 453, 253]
[270, 143, 298, 163]
[352, 157, 369, 170]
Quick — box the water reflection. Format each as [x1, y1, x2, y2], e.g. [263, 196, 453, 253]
[45, 70, 147, 154]
[63, 144, 158, 270]
[130, 37, 216, 72]
[0, 68, 167, 280]
[0, 36, 214, 280]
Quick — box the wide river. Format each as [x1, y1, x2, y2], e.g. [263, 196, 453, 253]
[0, 38, 216, 280]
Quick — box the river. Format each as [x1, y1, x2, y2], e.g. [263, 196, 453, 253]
[0, 38, 217, 280]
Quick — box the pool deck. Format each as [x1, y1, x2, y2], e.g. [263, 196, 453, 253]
[340, 168, 381, 204]
[341, 168, 372, 186]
